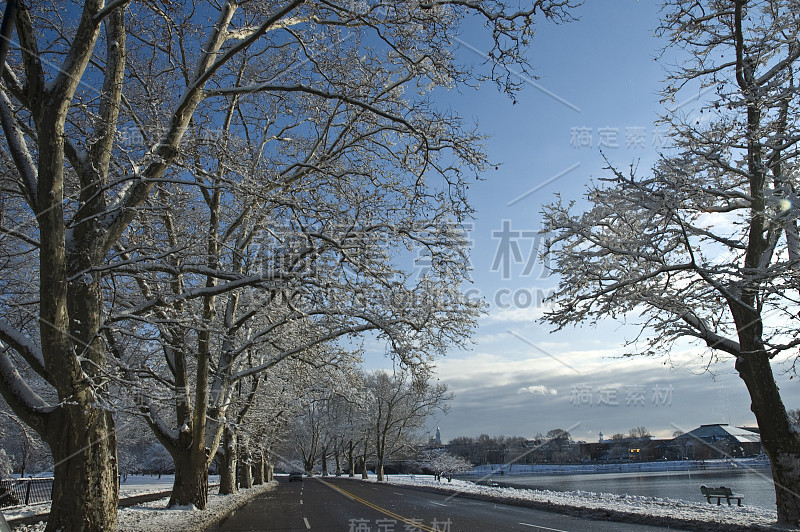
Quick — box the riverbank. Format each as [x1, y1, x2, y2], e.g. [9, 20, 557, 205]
[497, 468, 778, 511]
[369, 474, 790, 531]
[464, 457, 772, 477]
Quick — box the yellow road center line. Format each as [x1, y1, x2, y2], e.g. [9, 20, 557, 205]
[318, 479, 438, 532]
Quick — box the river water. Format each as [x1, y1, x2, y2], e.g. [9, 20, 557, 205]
[498, 469, 780, 510]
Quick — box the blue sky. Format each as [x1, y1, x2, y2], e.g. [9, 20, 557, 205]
[371, 0, 800, 444]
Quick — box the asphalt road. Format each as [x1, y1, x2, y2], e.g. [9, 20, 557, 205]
[207, 477, 676, 532]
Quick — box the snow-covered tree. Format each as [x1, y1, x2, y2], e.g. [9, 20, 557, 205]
[416, 449, 473, 478]
[142, 442, 174, 478]
[217, 374, 261, 495]
[293, 399, 325, 476]
[0, 411, 50, 477]
[240, 359, 314, 485]
[0, 0, 575, 526]
[542, 0, 800, 524]
[366, 368, 451, 481]
[116, 414, 156, 478]
[291, 359, 357, 475]
[217, 351, 337, 494]
[0, 449, 13, 480]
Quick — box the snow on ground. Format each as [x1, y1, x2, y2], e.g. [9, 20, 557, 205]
[5, 472, 797, 531]
[3, 502, 51, 525]
[3, 475, 203, 524]
[6, 476, 272, 532]
[114, 482, 274, 532]
[363, 474, 792, 531]
[118, 474, 221, 497]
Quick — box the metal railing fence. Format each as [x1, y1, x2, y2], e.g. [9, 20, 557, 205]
[0, 478, 53, 508]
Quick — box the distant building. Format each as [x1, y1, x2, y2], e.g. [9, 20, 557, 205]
[424, 428, 444, 450]
[580, 437, 667, 462]
[664, 424, 762, 460]
[579, 423, 763, 463]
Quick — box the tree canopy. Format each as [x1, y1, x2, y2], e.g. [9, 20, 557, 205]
[0, 1, 575, 528]
[542, 0, 800, 524]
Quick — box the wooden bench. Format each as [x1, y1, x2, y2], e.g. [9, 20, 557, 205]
[700, 485, 743, 506]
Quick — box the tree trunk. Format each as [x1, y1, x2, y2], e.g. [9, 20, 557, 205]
[169, 449, 209, 509]
[238, 459, 253, 489]
[375, 427, 387, 481]
[728, 12, 800, 522]
[360, 455, 368, 480]
[218, 427, 237, 495]
[45, 406, 118, 532]
[265, 448, 274, 482]
[348, 441, 355, 477]
[321, 446, 328, 477]
[376, 443, 385, 481]
[253, 451, 264, 485]
[736, 347, 800, 525]
[237, 437, 252, 490]
[303, 455, 314, 475]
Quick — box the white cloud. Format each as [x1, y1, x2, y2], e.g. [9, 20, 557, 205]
[482, 305, 551, 324]
[518, 385, 558, 396]
[430, 338, 780, 441]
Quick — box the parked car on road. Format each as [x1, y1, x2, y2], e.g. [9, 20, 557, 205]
[288, 471, 303, 482]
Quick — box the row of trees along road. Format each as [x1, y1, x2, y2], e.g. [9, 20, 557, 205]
[0, 1, 575, 530]
[291, 367, 451, 481]
[542, 0, 800, 525]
